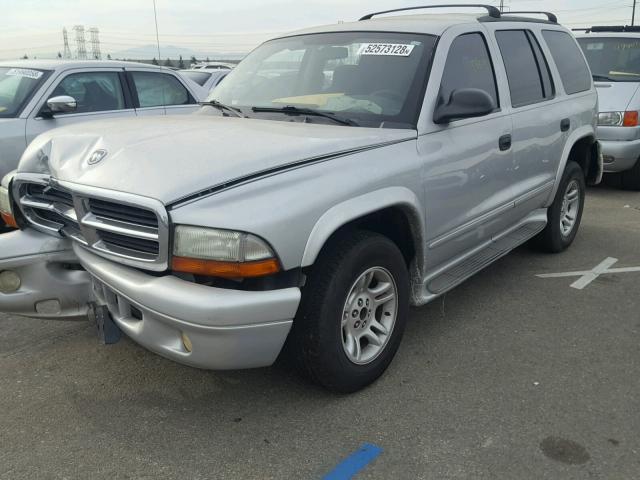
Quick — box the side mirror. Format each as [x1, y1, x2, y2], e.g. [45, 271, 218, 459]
[45, 95, 77, 115]
[433, 88, 496, 124]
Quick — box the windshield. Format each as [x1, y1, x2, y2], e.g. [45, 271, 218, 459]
[0, 67, 49, 117]
[578, 37, 640, 81]
[208, 32, 437, 128]
[181, 70, 212, 86]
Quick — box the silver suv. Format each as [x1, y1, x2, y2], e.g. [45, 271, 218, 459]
[577, 27, 640, 189]
[0, 6, 601, 392]
[0, 60, 207, 185]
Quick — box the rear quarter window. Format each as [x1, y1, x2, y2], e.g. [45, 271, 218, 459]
[542, 30, 591, 95]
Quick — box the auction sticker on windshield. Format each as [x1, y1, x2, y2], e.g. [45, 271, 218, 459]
[359, 43, 415, 56]
[6, 68, 43, 80]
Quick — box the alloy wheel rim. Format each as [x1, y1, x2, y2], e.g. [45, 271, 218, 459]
[560, 179, 581, 237]
[341, 267, 398, 365]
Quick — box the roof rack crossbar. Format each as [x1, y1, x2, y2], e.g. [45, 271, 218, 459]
[359, 4, 501, 21]
[504, 11, 558, 23]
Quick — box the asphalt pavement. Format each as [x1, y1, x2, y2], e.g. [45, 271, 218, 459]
[0, 185, 639, 480]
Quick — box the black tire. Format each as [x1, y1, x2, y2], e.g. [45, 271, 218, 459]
[621, 158, 640, 191]
[535, 161, 586, 253]
[286, 230, 410, 393]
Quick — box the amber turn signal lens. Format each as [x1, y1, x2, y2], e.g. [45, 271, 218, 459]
[171, 256, 280, 278]
[623, 111, 639, 127]
[0, 212, 18, 229]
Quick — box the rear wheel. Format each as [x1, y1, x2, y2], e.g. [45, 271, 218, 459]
[535, 161, 586, 253]
[287, 231, 409, 393]
[621, 158, 640, 190]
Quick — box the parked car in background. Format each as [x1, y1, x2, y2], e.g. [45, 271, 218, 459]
[0, 60, 208, 188]
[578, 27, 640, 189]
[0, 6, 601, 392]
[179, 68, 230, 92]
[191, 61, 236, 70]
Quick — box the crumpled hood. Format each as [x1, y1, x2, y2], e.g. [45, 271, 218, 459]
[18, 114, 415, 204]
[594, 81, 640, 112]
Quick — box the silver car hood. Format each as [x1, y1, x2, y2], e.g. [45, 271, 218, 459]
[18, 115, 415, 205]
[594, 81, 640, 112]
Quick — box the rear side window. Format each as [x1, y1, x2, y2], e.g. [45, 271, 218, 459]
[130, 72, 192, 108]
[496, 30, 553, 107]
[542, 30, 591, 94]
[439, 32, 499, 108]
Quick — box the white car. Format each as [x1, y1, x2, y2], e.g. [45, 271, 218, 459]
[179, 69, 230, 92]
[0, 60, 208, 184]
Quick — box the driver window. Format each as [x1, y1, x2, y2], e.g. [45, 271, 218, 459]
[439, 33, 499, 108]
[49, 71, 125, 114]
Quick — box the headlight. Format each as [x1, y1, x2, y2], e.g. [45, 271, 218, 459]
[598, 112, 623, 126]
[598, 111, 638, 127]
[0, 184, 18, 229]
[171, 225, 280, 278]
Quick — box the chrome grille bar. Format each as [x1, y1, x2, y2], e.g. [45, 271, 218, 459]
[14, 175, 169, 271]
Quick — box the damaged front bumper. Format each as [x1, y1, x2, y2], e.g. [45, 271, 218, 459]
[0, 229, 91, 320]
[74, 245, 301, 370]
[0, 228, 301, 369]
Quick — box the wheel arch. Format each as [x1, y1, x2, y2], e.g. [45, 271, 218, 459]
[300, 187, 425, 275]
[546, 127, 602, 206]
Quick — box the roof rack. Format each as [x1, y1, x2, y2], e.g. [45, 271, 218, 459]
[359, 4, 501, 21]
[503, 11, 558, 23]
[586, 25, 640, 33]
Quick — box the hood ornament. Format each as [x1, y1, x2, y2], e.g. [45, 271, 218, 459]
[88, 149, 108, 165]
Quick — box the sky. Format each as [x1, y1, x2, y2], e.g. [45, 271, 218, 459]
[0, 0, 636, 60]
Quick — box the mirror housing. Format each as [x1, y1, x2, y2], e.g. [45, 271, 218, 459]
[44, 95, 77, 116]
[433, 88, 496, 124]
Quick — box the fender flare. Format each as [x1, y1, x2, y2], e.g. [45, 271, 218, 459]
[300, 186, 425, 268]
[545, 125, 597, 206]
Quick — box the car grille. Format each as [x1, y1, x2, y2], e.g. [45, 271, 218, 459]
[16, 179, 169, 271]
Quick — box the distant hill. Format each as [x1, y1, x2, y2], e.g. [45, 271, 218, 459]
[111, 44, 245, 61]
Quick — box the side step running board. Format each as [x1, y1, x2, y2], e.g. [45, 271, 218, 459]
[427, 218, 546, 295]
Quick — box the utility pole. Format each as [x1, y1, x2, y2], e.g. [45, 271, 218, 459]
[499, 0, 504, 13]
[73, 25, 87, 60]
[89, 27, 101, 60]
[62, 28, 72, 59]
[633, 0, 637, 26]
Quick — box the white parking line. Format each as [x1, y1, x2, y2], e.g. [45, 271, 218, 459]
[536, 257, 640, 290]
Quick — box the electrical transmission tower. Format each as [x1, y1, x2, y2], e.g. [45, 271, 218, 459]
[73, 25, 87, 60]
[62, 28, 72, 59]
[89, 27, 101, 60]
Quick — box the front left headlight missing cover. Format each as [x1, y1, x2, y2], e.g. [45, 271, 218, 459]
[171, 225, 281, 278]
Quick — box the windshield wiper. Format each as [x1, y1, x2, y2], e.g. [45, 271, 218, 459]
[592, 74, 617, 82]
[200, 99, 245, 118]
[251, 105, 358, 126]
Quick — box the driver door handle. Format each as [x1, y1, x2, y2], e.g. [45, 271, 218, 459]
[499, 134, 512, 151]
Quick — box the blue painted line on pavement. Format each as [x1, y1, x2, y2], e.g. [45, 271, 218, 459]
[322, 443, 383, 480]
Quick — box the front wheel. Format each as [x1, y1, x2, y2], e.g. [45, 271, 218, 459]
[287, 231, 409, 393]
[535, 161, 586, 253]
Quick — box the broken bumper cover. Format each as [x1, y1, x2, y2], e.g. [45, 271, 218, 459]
[73, 244, 301, 370]
[0, 229, 91, 320]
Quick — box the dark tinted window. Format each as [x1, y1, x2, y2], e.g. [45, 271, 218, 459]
[543, 30, 591, 94]
[439, 33, 498, 107]
[528, 32, 555, 99]
[577, 37, 640, 81]
[496, 30, 548, 107]
[51, 71, 126, 113]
